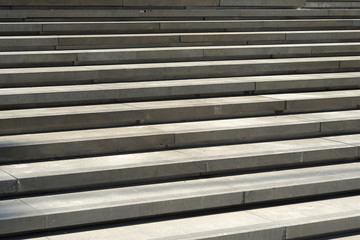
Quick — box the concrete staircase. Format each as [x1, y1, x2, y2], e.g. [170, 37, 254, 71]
[1, 0, 360, 239]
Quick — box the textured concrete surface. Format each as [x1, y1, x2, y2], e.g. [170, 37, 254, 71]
[0, 89, 359, 135]
[1, 109, 360, 162]
[12, 196, 360, 240]
[0, 136, 357, 195]
[3, 30, 360, 51]
[1, 19, 358, 35]
[2, 42, 360, 68]
[2, 1, 360, 239]
[0, 163, 359, 236]
[1, 56, 360, 87]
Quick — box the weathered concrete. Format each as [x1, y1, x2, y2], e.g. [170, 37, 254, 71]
[2, 56, 360, 87]
[0, 137, 357, 195]
[1, 1, 360, 239]
[0, 163, 359, 236]
[3, 30, 360, 51]
[2, 42, 360, 68]
[11, 196, 360, 240]
[1, 110, 360, 162]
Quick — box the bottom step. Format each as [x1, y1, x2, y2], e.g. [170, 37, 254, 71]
[1, 162, 359, 237]
[16, 195, 360, 240]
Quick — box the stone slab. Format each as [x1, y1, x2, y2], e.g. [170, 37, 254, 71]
[325, 134, 360, 146]
[1, 71, 359, 109]
[0, 23, 42, 33]
[1, 163, 360, 235]
[4, 30, 360, 51]
[5, 42, 360, 68]
[42, 22, 160, 33]
[1, 137, 356, 195]
[0, 95, 282, 134]
[329, 9, 360, 17]
[0, 103, 146, 134]
[1, 56, 355, 87]
[58, 33, 180, 48]
[221, 0, 306, 7]
[0, 169, 17, 195]
[286, 30, 360, 41]
[0, 125, 174, 162]
[1, 19, 352, 35]
[3, 109, 360, 162]
[0, 51, 77, 67]
[255, 72, 360, 92]
[0, 77, 254, 106]
[6, 42, 360, 69]
[10, 196, 360, 240]
[262, 19, 354, 29]
[320, 233, 360, 240]
[0, 35, 58, 51]
[0, 199, 45, 236]
[294, 110, 360, 135]
[12, 0, 124, 6]
[265, 89, 360, 112]
[122, 0, 220, 7]
[153, 115, 319, 148]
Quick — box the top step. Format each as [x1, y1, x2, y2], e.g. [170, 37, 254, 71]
[0, 0, 307, 8]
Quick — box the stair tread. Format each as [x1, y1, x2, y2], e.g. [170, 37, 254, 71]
[0, 135, 358, 195]
[3, 109, 360, 139]
[1, 19, 359, 35]
[1, 55, 359, 87]
[1, 110, 353, 145]
[2, 29, 360, 39]
[1, 109, 360, 162]
[0, 0, 306, 7]
[1, 184, 360, 238]
[2, 29, 360, 52]
[1, 71, 359, 96]
[1, 80, 359, 103]
[2, 42, 360, 67]
[0, 55, 358, 78]
[12, 197, 360, 240]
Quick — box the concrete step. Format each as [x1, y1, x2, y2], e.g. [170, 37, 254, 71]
[319, 233, 360, 240]
[0, 0, 306, 8]
[2, 9, 360, 21]
[1, 89, 360, 135]
[1, 71, 360, 109]
[1, 162, 360, 236]
[3, 42, 360, 68]
[1, 19, 359, 35]
[3, 30, 360, 51]
[1, 109, 360, 163]
[1, 135, 358, 195]
[1, 56, 360, 87]
[307, 1, 360, 8]
[11, 195, 360, 240]
[0, 9, 329, 21]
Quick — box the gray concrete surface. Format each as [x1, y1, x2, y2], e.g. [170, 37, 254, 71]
[0, 136, 356, 195]
[11, 196, 360, 240]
